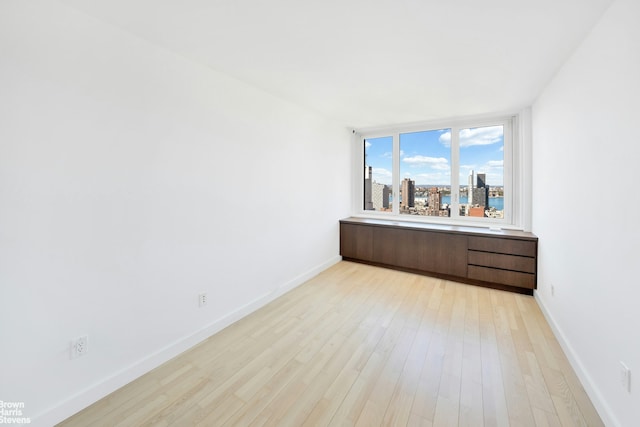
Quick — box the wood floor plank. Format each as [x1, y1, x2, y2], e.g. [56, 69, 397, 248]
[381, 277, 435, 426]
[58, 261, 604, 427]
[479, 289, 510, 427]
[459, 285, 483, 427]
[493, 291, 536, 427]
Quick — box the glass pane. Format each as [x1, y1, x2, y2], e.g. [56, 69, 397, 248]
[363, 136, 392, 212]
[458, 125, 504, 218]
[399, 129, 451, 216]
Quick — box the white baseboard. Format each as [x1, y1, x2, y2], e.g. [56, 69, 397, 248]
[534, 291, 619, 427]
[36, 255, 342, 427]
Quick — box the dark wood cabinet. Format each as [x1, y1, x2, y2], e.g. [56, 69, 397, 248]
[339, 222, 373, 261]
[339, 217, 538, 294]
[398, 229, 468, 277]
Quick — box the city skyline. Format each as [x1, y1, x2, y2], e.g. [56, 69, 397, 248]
[365, 168, 505, 218]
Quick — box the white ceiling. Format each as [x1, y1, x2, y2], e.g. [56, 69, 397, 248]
[60, 0, 613, 128]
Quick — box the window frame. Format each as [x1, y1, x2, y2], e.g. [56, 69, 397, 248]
[353, 113, 529, 230]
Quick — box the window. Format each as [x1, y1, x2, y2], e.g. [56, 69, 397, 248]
[399, 129, 451, 217]
[360, 116, 519, 227]
[457, 125, 505, 219]
[363, 136, 392, 212]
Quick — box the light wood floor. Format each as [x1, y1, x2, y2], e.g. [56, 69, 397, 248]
[59, 261, 603, 427]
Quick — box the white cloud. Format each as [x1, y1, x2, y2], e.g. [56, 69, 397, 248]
[364, 141, 372, 148]
[486, 160, 503, 168]
[439, 125, 503, 148]
[372, 167, 392, 184]
[403, 155, 449, 167]
[411, 172, 451, 185]
[373, 167, 392, 176]
[459, 126, 503, 147]
[439, 132, 452, 147]
[432, 163, 450, 171]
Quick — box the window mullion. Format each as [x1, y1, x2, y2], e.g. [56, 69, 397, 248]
[504, 119, 513, 225]
[450, 126, 460, 219]
[392, 131, 400, 215]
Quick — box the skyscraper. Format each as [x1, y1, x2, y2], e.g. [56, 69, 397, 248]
[401, 178, 415, 208]
[465, 169, 488, 216]
[426, 187, 441, 216]
[477, 173, 486, 189]
[474, 172, 489, 209]
[372, 182, 389, 210]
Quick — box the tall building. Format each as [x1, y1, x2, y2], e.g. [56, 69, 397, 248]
[426, 187, 441, 216]
[474, 172, 489, 209]
[401, 178, 415, 208]
[364, 166, 373, 210]
[372, 182, 389, 210]
[465, 170, 488, 216]
[477, 173, 486, 189]
[472, 187, 489, 209]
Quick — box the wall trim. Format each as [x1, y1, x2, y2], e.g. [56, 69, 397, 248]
[534, 291, 619, 427]
[36, 255, 342, 427]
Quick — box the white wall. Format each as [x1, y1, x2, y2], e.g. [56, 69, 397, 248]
[0, 1, 351, 425]
[532, 0, 639, 425]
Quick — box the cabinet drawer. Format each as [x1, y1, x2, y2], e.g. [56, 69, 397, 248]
[468, 265, 535, 289]
[468, 236, 536, 257]
[468, 250, 536, 273]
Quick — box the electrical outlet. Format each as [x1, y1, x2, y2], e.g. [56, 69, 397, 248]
[198, 293, 207, 308]
[71, 335, 88, 359]
[620, 361, 631, 393]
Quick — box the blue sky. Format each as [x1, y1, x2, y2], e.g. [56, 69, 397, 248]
[365, 126, 504, 186]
